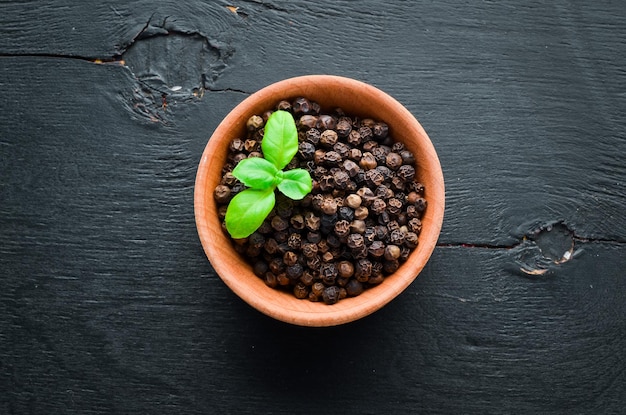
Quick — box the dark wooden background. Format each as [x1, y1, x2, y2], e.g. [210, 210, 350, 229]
[2, 1, 625, 414]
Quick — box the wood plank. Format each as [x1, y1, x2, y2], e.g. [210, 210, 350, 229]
[1, 1, 625, 414]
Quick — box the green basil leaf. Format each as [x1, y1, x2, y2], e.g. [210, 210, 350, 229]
[277, 168, 312, 200]
[261, 110, 298, 170]
[225, 188, 276, 238]
[232, 157, 279, 189]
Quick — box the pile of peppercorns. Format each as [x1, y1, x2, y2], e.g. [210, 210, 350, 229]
[214, 97, 427, 305]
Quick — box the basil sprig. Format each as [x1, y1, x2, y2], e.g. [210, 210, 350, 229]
[225, 110, 312, 238]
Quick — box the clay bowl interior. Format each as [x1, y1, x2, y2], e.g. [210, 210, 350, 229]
[195, 75, 445, 327]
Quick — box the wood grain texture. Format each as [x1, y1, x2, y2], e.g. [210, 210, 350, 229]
[1, 0, 625, 414]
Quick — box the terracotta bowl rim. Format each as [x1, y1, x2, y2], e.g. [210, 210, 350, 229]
[194, 74, 445, 327]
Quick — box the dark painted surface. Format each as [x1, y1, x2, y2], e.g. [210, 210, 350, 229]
[1, 1, 625, 414]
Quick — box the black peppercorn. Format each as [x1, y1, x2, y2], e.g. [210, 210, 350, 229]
[355, 259, 372, 282]
[406, 205, 420, 219]
[371, 146, 390, 165]
[293, 282, 309, 299]
[334, 220, 351, 237]
[336, 119, 352, 137]
[276, 273, 290, 286]
[302, 242, 318, 258]
[229, 138, 245, 152]
[276, 100, 291, 111]
[354, 206, 369, 220]
[383, 259, 400, 274]
[365, 169, 385, 188]
[384, 244, 401, 261]
[387, 198, 403, 215]
[375, 185, 394, 200]
[244, 139, 259, 152]
[307, 254, 322, 270]
[376, 165, 393, 181]
[264, 238, 280, 254]
[362, 140, 378, 153]
[287, 263, 304, 280]
[343, 159, 360, 178]
[298, 142, 316, 160]
[345, 279, 364, 297]
[350, 219, 366, 234]
[391, 176, 405, 192]
[351, 245, 368, 259]
[404, 232, 419, 249]
[333, 170, 350, 190]
[283, 251, 299, 267]
[372, 122, 389, 140]
[379, 211, 392, 227]
[320, 130, 338, 147]
[333, 142, 351, 159]
[397, 165, 416, 182]
[323, 151, 342, 166]
[306, 231, 322, 244]
[386, 152, 403, 170]
[214, 185, 231, 204]
[347, 130, 362, 146]
[349, 148, 362, 162]
[305, 212, 321, 231]
[293, 97, 312, 115]
[246, 115, 264, 131]
[368, 274, 385, 285]
[320, 262, 338, 285]
[305, 128, 321, 144]
[257, 221, 272, 234]
[248, 232, 265, 248]
[319, 175, 335, 193]
[363, 227, 377, 244]
[407, 191, 421, 204]
[408, 218, 422, 233]
[320, 198, 338, 215]
[387, 220, 400, 232]
[338, 260, 355, 278]
[359, 152, 377, 170]
[231, 153, 247, 164]
[391, 142, 405, 152]
[347, 233, 365, 249]
[370, 198, 387, 215]
[312, 282, 325, 297]
[322, 286, 341, 305]
[374, 225, 389, 242]
[264, 272, 278, 288]
[221, 171, 238, 186]
[414, 197, 427, 213]
[288, 233, 302, 250]
[316, 114, 337, 130]
[368, 240, 385, 258]
[356, 187, 376, 205]
[274, 231, 289, 244]
[300, 270, 315, 286]
[389, 229, 405, 245]
[290, 214, 305, 230]
[358, 126, 373, 142]
[400, 150, 415, 165]
[269, 258, 284, 275]
[320, 213, 337, 234]
[271, 215, 289, 232]
[338, 206, 355, 222]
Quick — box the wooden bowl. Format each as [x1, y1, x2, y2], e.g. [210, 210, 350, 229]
[194, 75, 445, 327]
